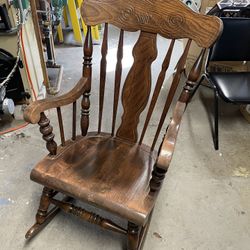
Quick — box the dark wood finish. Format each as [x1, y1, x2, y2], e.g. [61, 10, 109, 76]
[98, 23, 108, 133]
[157, 49, 206, 171]
[25, 1, 222, 249]
[137, 210, 153, 250]
[36, 187, 54, 224]
[72, 101, 77, 140]
[81, 0, 222, 48]
[139, 39, 175, 145]
[56, 107, 65, 146]
[25, 195, 72, 240]
[81, 26, 93, 136]
[116, 31, 157, 143]
[24, 77, 88, 124]
[50, 198, 127, 234]
[149, 166, 167, 193]
[151, 39, 192, 150]
[127, 222, 140, 250]
[30, 133, 157, 225]
[112, 29, 124, 136]
[38, 112, 57, 155]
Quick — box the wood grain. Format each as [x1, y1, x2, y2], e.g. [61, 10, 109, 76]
[112, 29, 124, 136]
[81, 0, 222, 48]
[50, 198, 127, 234]
[38, 112, 57, 155]
[116, 31, 157, 143]
[56, 107, 65, 146]
[24, 77, 88, 124]
[98, 23, 109, 133]
[30, 133, 157, 225]
[26, 1, 222, 248]
[139, 39, 175, 145]
[157, 49, 206, 171]
[151, 39, 192, 150]
[81, 26, 93, 136]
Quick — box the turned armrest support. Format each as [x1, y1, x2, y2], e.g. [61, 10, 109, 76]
[24, 77, 88, 124]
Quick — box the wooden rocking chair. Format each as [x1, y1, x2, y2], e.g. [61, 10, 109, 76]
[24, 1, 222, 249]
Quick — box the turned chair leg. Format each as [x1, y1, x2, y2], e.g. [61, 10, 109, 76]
[25, 187, 56, 239]
[36, 187, 54, 224]
[127, 222, 140, 250]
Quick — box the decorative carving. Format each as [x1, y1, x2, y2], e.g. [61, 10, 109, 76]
[38, 112, 57, 155]
[50, 198, 127, 235]
[81, 0, 222, 48]
[116, 31, 157, 142]
[81, 26, 93, 136]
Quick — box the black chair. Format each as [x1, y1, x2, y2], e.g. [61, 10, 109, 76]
[197, 17, 250, 150]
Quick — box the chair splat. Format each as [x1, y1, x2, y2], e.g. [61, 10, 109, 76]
[116, 31, 157, 143]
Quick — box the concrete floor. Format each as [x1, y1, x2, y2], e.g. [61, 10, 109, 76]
[0, 27, 250, 250]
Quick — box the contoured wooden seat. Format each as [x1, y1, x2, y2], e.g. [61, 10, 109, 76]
[31, 133, 157, 225]
[24, 1, 222, 249]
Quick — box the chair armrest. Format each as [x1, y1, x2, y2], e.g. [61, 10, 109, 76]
[156, 49, 207, 171]
[24, 77, 88, 124]
[156, 101, 186, 171]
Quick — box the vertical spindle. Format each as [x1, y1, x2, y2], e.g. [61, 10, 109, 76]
[56, 107, 65, 146]
[139, 39, 175, 144]
[81, 26, 93, 136]
[98, 23, 108, 133]
[72, 101, 76, 140]
[112, 29, 124, 136]
[151, 39, 192, 151]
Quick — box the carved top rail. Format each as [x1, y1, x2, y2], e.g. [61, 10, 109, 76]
[81, 0, 222, 48]
[24, 77, 88, 124]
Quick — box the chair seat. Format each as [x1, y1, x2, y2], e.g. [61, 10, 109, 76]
[31, 132, 157, 225]
[209, 72, 250, 104]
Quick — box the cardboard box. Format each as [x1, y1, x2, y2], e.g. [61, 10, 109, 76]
[209, 61, 250, 72]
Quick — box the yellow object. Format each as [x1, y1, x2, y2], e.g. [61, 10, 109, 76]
[68, 0, 83, 44]
[58, 0, 100, 44]
[76, 0, 100, 41]
[57, 23, 64, 43]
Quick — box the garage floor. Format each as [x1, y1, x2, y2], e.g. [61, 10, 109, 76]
[0, 28, 250, 250]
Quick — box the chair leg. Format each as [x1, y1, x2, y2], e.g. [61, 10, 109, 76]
[127, 222, 140, 250]
[214, 89, 219, 150]
[137, 210, 154, 250]
[25, 187, 57, 240]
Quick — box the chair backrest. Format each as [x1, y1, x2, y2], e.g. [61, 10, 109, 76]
[80, 0, 222, 151]
[209, 17, 250, 62]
